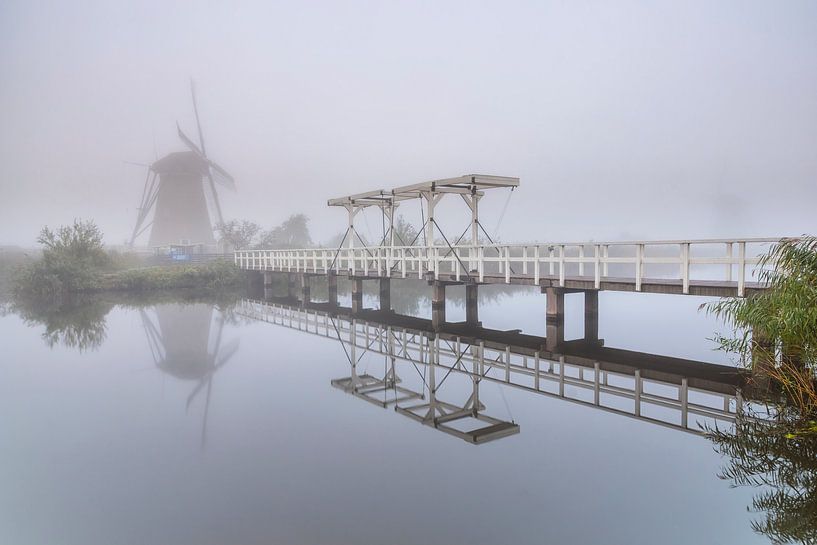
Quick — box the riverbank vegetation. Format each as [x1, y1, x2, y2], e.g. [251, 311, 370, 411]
[705, 237, 817, 543]
[708, 236, 817, 421]
[11, 220, 247, 298]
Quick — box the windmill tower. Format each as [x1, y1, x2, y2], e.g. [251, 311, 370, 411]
[130, 82, 235, 248]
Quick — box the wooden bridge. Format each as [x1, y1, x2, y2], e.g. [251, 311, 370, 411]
[236, 174, 782, 298]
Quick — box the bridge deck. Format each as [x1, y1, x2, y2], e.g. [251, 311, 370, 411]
[243, 265, 765, 297]
[236, 238, 781, 297]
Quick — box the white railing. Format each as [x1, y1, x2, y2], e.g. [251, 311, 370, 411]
[238, 299, 745, 433]
[235, 238, 784, 296]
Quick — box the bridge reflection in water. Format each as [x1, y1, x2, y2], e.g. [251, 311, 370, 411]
[237, 295, 750, 445]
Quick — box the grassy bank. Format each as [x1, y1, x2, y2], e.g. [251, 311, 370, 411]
[94, 260, 245, 291]
[14, 256, 247, 297]
[10, 221, 247, 298]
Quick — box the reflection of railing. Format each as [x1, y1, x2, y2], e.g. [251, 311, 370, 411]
[235, 238, 782, 296]
[237, 299, 746, 435]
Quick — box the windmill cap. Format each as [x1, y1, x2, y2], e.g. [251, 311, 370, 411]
[151, 151, 209, 175]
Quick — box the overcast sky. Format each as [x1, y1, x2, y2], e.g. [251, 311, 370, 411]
[1, 0, 815, 247]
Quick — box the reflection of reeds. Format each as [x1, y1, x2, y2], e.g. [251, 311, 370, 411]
[706, 413, 817, 544]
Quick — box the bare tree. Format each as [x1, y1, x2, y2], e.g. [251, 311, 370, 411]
[215, 220, 261, 251]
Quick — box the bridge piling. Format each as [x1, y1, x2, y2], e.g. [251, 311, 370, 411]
[352, 278, 364, 314]
[432, 281, 446, 328]
[287, 274, 296, 299]
[546, 287, 565, 351]
[300, 274, 311, 303]
[585, 290, 599, 342]
[379, 278, 391, 311]
[465, 284, 479, 325]
[327, 273, 338, 307]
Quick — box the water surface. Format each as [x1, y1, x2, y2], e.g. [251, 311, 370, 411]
[0, 287, 770, 545]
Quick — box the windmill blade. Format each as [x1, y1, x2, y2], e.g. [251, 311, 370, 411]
[185, 340, 237, 409]
[207, 161, 236, 191]
[177, 124, 205, 157]
[129, 168, 151, 245]
[214, 338, 239, 368]
[200, 376, 213, 450]
[130, 169, 160, 246]
[139, 308, 166, 365]
[205, 169, 225, 228]
[186, 375, 211, 410]
[178, 123, 235, 191]
[190, 78, 207, 156]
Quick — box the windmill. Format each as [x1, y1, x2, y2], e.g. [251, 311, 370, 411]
[140, 303, 240, 448]
[129, 81, 236, 248]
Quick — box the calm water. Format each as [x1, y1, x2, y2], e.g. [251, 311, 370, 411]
[0, 286, 771, 545]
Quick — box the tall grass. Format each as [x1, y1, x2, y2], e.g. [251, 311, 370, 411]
[707, 236, 817, 419]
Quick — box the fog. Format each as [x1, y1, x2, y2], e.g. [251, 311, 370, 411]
[1, 0, 815, 247]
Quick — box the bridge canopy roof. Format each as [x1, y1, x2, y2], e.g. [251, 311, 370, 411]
[328, 174, 519, 207]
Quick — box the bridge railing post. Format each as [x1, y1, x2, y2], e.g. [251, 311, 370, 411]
[681, 242, 690, 294]
[505, 246, 510, 283]
[558, 245, 565, 287]
[636, 243, 644, 291]
[534, 246, 540, 284]
[549, 247, 555, 277]
[726, 242, 733, 282]
[579, 245, 585, 277]
[738, 241, 746, 296]
[454, 248, 461, 281]
[594, 244, 601, 289]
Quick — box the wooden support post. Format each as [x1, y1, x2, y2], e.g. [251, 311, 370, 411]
[584, 290, 599, 342]
[431, 281, 446, 328]
[351, 278, 364, 314]
[465, 283, 479, 325]
[327, 272, 338, 307]
[287, 273, 296, 299]
[379, 277, 391, 312]
[546, 287, 564, 352]
[300, 274, 310, 303]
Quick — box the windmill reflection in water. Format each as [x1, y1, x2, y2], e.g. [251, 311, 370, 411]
[140, 304, 239, 448]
